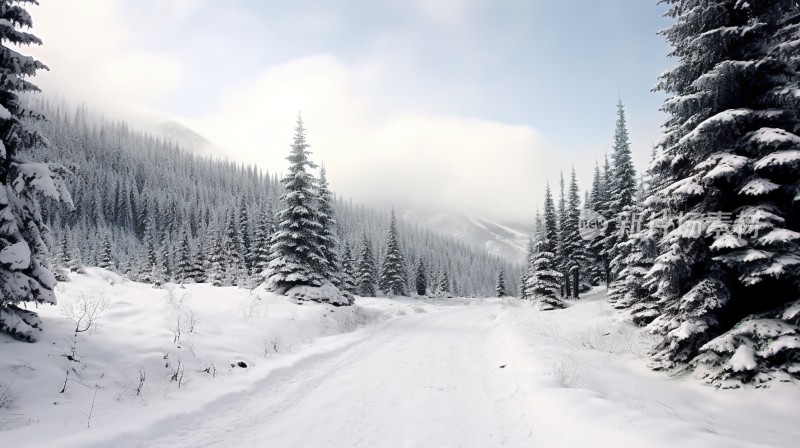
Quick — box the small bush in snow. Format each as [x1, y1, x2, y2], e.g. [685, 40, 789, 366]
[550, 357, 583, 388]
[239, 297, 269, 322]
[0, 382, 18, 410]
[62, 293, 109, 335]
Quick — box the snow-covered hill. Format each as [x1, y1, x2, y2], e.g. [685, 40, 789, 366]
[404, 209, 530, 265]
[157, 121, 223, 158]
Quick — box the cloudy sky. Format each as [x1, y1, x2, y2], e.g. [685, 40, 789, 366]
[27, 0, 671, 227]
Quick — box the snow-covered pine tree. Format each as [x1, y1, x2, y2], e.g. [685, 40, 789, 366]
[356, 234, 377, 297]
[191, 235, 206, 283]
[238, 197, 251, 274]
[603, 100, 638, 288]
[526, 185, 565, 310]
[159, 232, 173, 280]
[317, 164, 340, 285]
[207, 223, 225, 287]
[265, 115, 328, 293]
[415, 258, 427, 296]
[340, 245, 358, 294]
[519, 235, 535, 299]
[496, 269, 507, 297]
[564, 168, 585, 298]
[584, 162, 606, 285]
[253, 207, 272, 276]
[438, 270, 450, 298]
[0, 1, 72, 341]
[521, 209, 545, 299]
[646, 0, 800, 386]
[224, 210, 243, 283]
[608, 159, 662, 325]
[589, 155, 614, 284]
[379, 210, 408, 296]
[98, 234, 113, 270]
[138, 217, 159, 283]
[556, 171, 571, 298]
[175, 229, 193, 283]
[59, 230, 81, 273]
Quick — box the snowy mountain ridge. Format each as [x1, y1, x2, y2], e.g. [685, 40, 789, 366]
[403, 209, 530, 265]
[156, 121, 223, 158]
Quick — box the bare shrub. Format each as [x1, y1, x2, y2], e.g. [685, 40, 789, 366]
[263, 337, 284, 357]
[201, 361, 217, 378]
[165, 290, 198, 345]
[239, 297, 269, 322]
[170, 359, 186, 388]
[59, 293, 109, 393]
[163, 287, 188, 308]
[79, 388, 101, 429]
[116, 366, 148, 405]
[0, 382, 18, 409]
[550, 357, 583, 388]
[62, 293, 109, 335]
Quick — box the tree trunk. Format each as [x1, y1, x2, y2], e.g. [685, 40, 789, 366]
[572, 269, 579, 299]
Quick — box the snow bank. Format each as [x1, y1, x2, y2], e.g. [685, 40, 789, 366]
[489, 288, 800, 448]
[287, 281, 354, 306]
[0, 268, 416, 446]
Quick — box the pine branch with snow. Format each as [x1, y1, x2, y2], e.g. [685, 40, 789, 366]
[0, 3, 71, 342]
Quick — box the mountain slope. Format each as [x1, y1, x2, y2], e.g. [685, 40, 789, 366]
[404, 210, 529, 265]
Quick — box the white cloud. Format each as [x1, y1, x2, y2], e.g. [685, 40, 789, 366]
[23, 0, 603, 225]
[184, 54, 589, 224]
[26, 0, 188, 124]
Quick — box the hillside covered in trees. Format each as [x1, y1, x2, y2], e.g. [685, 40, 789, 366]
[25, 99, 518, 300]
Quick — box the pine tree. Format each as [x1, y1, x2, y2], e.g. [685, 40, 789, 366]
[238, 197, 251, 274]
[585, 162, 606, 285]
[138, 217, 161, 284]
[415, 258, 427, 296]
[520, 234, 535, 299]
[175, 229, 193, 283]
[266, 115, 327, 293]
[526, 185, 565, 310]
[191, 234, 206, 283]
[609, 162, 662, 325]
[356, 234, 377, 297]
[207, 225, 225, 287]
[225, 210, 242, 278]
[159, 232, 173, 280]
[496, 269, 507, 297]
[556, 171, 571, 298]
[564, 168, 585, 298]
[602, 100, 637, 286]
[340, 245, 358, 294]
[253, 207, 272, 276]
[98, 235, 114, 270]
[58, 232, 77, 273]
[0, 2, 72, 341]
[590, 155, 614, 284]
[438, 270, 450, 297]
[643, 0, 800, 385]
[379, 210, 408, 296]
[317, 164, 340, 285]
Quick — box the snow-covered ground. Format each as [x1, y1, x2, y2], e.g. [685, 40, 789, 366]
[1, 272, 798, 447]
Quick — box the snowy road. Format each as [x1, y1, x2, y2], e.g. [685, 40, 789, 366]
[116, 305, 538, 448]
[7, 290, 799, 448]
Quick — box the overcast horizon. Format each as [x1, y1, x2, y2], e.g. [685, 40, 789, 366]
[27, 0, 672, 227]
